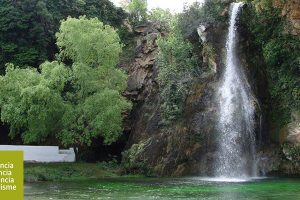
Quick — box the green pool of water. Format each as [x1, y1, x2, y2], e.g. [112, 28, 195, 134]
[25, 177, 300, 200]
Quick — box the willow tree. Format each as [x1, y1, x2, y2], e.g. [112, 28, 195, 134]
[56, 16, 132, 153]
[0, 62, 68, 143]
[0, 16, 131, 155]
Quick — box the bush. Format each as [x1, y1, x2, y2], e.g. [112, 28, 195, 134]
[157, 23, 199, 122]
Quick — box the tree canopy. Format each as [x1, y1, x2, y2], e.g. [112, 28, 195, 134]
[56, 16, 131, 147]
[0, 0, 127, 74]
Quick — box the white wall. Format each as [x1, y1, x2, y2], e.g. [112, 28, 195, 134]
[0, 145, 75, 163]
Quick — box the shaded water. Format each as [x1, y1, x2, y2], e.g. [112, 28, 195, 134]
[25, 178, 300, 200]
[215, 2, 256, 177]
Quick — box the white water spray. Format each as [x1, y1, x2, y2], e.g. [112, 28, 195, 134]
[214, 2, 257, 178]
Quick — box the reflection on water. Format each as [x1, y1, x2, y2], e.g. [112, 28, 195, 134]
[25, 177, 300, 200]
[191, 176, 267, 183]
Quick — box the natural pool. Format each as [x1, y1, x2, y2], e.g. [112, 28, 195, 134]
[25, 177, 300, 200]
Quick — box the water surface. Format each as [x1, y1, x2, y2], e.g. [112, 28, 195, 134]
[25, 177, 300, 200]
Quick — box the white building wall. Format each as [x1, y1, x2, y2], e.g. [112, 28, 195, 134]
[0, 145, 75, 163]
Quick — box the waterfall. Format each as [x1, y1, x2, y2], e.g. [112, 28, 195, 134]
[214, 2, 257, 178]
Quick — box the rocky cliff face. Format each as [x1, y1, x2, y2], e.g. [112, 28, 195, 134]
[123, 23, 162, 145]
[122, 21, 226, 176]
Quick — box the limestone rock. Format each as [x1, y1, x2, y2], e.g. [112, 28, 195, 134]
[125, 23, 161, 101]
[197, 24, 208, 42]
[122, 20, 227, 176]
[278, 112, 300, 174]
[285, 112, 300, 145]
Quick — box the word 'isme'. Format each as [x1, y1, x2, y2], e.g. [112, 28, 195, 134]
[0, 184, 16, 191]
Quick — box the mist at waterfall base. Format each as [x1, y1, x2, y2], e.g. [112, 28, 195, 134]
[205, 2, 258, 182]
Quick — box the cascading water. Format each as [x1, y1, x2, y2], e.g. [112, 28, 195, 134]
[214, 2, 257, 178]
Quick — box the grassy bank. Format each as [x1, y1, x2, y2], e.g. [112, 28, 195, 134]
[25, 162, 122, 182]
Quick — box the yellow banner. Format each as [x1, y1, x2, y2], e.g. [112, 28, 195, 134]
[0, 151, 23, 200]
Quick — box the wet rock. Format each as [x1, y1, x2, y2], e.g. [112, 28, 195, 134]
[256, 147, 281, 175]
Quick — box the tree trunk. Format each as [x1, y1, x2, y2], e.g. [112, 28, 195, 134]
[73, 146, 79, 161]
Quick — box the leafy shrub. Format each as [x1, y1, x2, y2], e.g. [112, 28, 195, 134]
[157, 24, 199, 122]
[121, 143, 150, 175]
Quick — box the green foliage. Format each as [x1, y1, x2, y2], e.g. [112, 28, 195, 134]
[157, 24, 199, 121]
[82, 0, 127, 27]
[263, 36, 300, 121]
[123, 0, 148, 25]
[249, 0, 274, 11]
[96, 159, 119, 170]
[56, 17, 123, 68]
[243, 0, 300, 130]
[0, 17, 131, 148]
[282, 144, 300, 163]
[0, 0, 127, 74]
